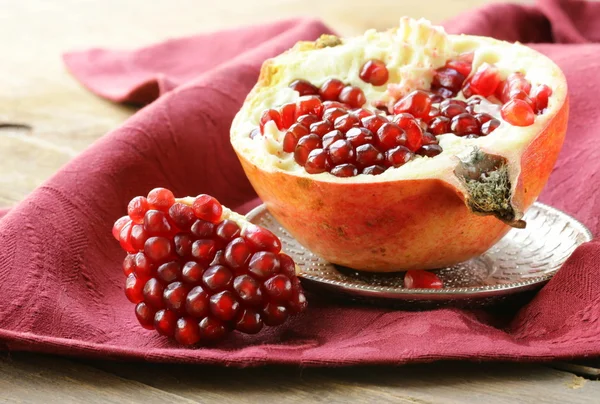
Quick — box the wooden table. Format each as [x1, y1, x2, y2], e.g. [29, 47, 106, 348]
[1, 0, 599, 402]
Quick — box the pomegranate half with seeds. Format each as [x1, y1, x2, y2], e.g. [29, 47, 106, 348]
[230, 18, 568, 271]
[113, 188, 307, 345]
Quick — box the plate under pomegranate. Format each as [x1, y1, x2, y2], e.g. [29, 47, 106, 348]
[113, 18, 576, 345]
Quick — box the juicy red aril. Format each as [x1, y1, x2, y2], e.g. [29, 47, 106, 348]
[377, 123, 407, 151]
[346, 127, 375, 148]
[143, 278, 165, 309]
[355, 144, 384, 168]
[199, 317, 227, 342]
[262, 303, 288, 326]
[429, 117, 451, 135]
[501, 99, 535, 126]
[333, 114, 360, 133]
[191, 239, 217, 263]
[282, 123, 309, 153]
[143, 210, 172, 236]
[359, 59, 389, 86]
[361, 115, 388, 134]
[418, 144, 443, 157]
[432, 67, 465, 94]
[451, 113, 480, 136]
[133, 252, 154, 279]
[128, 196, 149, 224]
[163, 281, 188, 313]
[154, 309, 177, 336]
[362, 165, 386, 175]
[135, 302, 155, 330]
[327, 139, 355, 165]
[215, 220, 241, 243]
[509, 89, 535, 110]
[202, 265, 233, 291]
[421, 132, 439, 145]
[319, 78, 345, 101]
[385, 146, 413, 168]
[175, 317, 201, 345]
[123, 254, 136, 276]
[168, 203, 196, 231]
[497, 72, 531, 103]
[259, 109, 282, 133]
[322, 107, 347, 123]
[446, 58, 472, 77]
[125, 274, 145, 304]
[322, 101, 347, 110]
[263, 275, 293, 303]
[352, 108, 374, 119]
[433, 86, 455, 100]
[309, 120, 333, 137]
[210, 290, 240, 321]
[113, 216, 130, 241]
[481, 119, 501, 136]
[338, 86, 366, 108]
[242, 223, 282, 253]
[474, 113, 494, 125]
[174, 234, 193, 257]
[185, 286, 210, 317]
[191, 219, 214, 238]
[423, 107, 441, 124]
[119, 221, 135, 253]
[305, 148, 330, 174]
[393, 90, 432, 119]
[467, 63, 500, 97]
[294, 134, 322, 166]
[289, 79, 319, 96]
[530, 84, 552, 112]
[130, 224, 148, 251]
[331, 164, 358, 177]
[233, 275, 263, 306]
[296, 114, 320, 128]
[440, 102, 466, 118]
[224, 237, 252, 269]
[248, 251, 280, 279]
[192, 194, 223, 224]
[182, 261, 205, 284]
[235, 309, 263, 334]
[279, 103, 297, 129]
[393, 114, 423, 152]
[296, 96, 323, 118]
[157, 261, 180, 283]
[144, 237, 173, 262]
[322, 130, 345, 149]
[147, 188, 175, 212]
[404, 270, 443, 289]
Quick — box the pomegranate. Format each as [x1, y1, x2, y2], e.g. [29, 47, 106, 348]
[230, 18, 568, 271]
[113, 188, 307, 345]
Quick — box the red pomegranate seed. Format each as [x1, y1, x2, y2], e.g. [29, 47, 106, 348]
[319, 78, 345, 101]
[530, 84, 552, 112]
[133, 252, 154, 279]
[182, 261, 205, 284]
[333, 114, 360, 133]
[440, 99, 467, 118]
[143, 210, 173, 236]
[423, 106, 441, 124]
[385, 146, 413, 168]
[432, 67, 465, 94]
[147, 188, 175, 212]
[481, 119, 501, 136]
[168, 203, 196, 231]
[446, 59, 472, 77]
[144, 236, 173, 262]
[262, 303, 288, 326]
[393, 90, 432, 118]
[309, 120, 334, 137]
[451, 113, 480, 136]
[327, 139, 355, 165]
[432, 86, 455, 100]
[123, 254, 136, 276]
[429, 116, 451, 135]
[296, 96, 323, 118]
[361, 115, 388, 134]
[418, 144, 443, 157]
[128, 196, 149, 224]
[215, 220, 241, 243]
[242, 223, 281, 253]
[331, 163, 358, 177]
[191, 219, 214, 238]
[279, 103, 297, 129]
[210, 290, 240, 322]
[498, 72, 531, 103]
[355, 144, 383, 168]
[393, 114, 423, 152]
[305, 148, 330, 174]
[289, 79, 319, 96]
[288, 290, 308, 314]
[467, 63, 500, 97]
[259, 109, 282, 133]
[199, 317, 227, 342]
[125, 273, 145, 303]
[135, 302, 155, 330]
[322, 100, 347, 110]
[263, 274, 293, 303]
[377, 123, 407, 151]
[351, 108, 374, 120]
[338, 86, 366, 108]
[157, 261, 181, 283]
[509, 89, 535, 110]
[235, 309, 263, 334]
[501, 99, 535, 126]
[233, 275, 263, 306]
[130, 224, 148, 251]
[202, 265, 233, 291]
[192, 194, 223, 224]
[185, 286, 210, 317]
[119, 221, 136, 253]
[163, 281, 188, 313]
[282, 123, 309, 153]
[154, 309, 177, 336]
[359, 59, 389, 86]
[223, 237, 252, 269]
[322, 107, 347, 123]
[296, 114, 320, 127]
[421, 132, 439, 145]
[346, 127, 375, 148]
[404, 270, 443, 289]
[248, 251, 280, 279]
[322, 130, 345, 149]
[112, 216, 130, 241]
[143, 278, 165, 309]
[474, 113, 494, 125]
[191, 239, 217, 263]
[362, 165, 386, 175]
[174, 317, 201, 345]
[294, 134, 322, 166]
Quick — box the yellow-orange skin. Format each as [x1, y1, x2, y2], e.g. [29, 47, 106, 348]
[236, 99, 568, 272]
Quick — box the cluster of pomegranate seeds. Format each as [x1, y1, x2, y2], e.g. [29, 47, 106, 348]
[113, 188, 307, 345]
[404, 270, 444, 289]
[359, 59, 389, 86]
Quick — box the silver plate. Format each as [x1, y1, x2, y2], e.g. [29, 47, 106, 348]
[246, 203, 593, 308]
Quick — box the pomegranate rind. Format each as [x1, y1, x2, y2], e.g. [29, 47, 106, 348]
[230, 18, 568, 271]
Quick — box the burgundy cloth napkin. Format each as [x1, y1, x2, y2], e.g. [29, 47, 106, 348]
[1, 0, 599, 365]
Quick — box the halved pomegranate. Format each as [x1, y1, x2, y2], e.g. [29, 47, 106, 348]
[230, 18, 568, 271]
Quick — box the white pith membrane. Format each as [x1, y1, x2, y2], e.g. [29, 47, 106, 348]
[230, 18, 566, 224]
